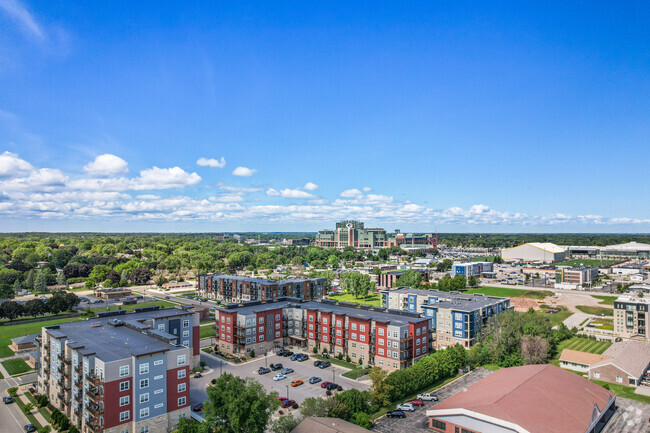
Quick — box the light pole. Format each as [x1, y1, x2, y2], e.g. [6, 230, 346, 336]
[286, 385, 289, 400]
[332, 367, 335, 383]
[265, 351, 268, 367]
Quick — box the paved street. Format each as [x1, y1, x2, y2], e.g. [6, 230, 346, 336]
[189, 352, 370, 412]
[0, 373, 39, 433]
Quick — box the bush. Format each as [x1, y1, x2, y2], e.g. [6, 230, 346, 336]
[337, 353, 343, 360]
[68, 426, 79, 433]
[353, 412, 372, 429]
[66, 277, 87, 284]
[7, 387, 17, 396]
[291, 403, 299, 409]
[250, 349, 255, 358]
[38, 427, 52, 433]
[313, 347, 318, 354]
[36, 394, 49, 407]
[200, 360, 207, 368]
[22, 403, 33, 415]
[322, 348, 328, 354]
[345, 355, 351, 363]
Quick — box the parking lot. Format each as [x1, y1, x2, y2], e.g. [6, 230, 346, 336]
[189, 351, 370, 412]
[372, 368, 494, 433]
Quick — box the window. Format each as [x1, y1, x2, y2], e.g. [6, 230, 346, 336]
[378, 328, 384, 336]
[178, 383, 186, 393]
[140, 407, 149, 418]
[154, 360, 163, 366]
[178, 396, 187, 406]
[594, 371, 600, 379]
[154, 403, 163, 409]
[119, 365, 129, 377]
[140, 393, 149, 403]
[140, 427, 149, 433]
[140, 379, 149, 389]
[259, 326, 264, 333]
[158, 324, 165, 331]
[120, 396, 129, 406]
[616, 376, 622, 383]
[323, 318, 328, 324]
[183, 320, 189, 327]
[322, 335, 328, 342]
[360, 335, 365, 342]
[378, 339, 384, 346]
[259, 317, 264, 324]
[275, 314, 280, 321]
[177, 355, 187, 366]
[351, 333, 357, 339]
[183, 340, 190, 347]
[360, 325, 365, 332]
[120, 381, 129, 391]
[120, 411, 130, 421]
[183, 330, 189, 337]
[351, 323, 357, 330]
[309, 324, 314, 330]
[139, 363, 149, 374]
[378, 348, 384, 355]
[336, 330, 341, 336]
[177, 369, 186, 379]
[431, 419, 446, 431]
[337, 320, 341, 327]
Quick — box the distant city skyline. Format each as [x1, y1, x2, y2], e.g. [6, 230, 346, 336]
[1, 2, 649, 232]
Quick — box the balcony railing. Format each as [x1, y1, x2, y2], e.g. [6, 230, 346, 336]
[87, 388, 104, 403]
[86, 373, 104, 387]
[87, 403, 103, 417]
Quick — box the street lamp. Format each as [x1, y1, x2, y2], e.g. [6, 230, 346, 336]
[265, 351, 268, 367]
[332, 367, 335, 383]
[286, 385, 289, 400]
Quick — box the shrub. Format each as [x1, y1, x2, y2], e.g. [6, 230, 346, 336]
[22, 403, 33, 415]
[7, 387, 17, 396]
[353, 412, 372, 429]
[345, 355, 351, 363]
[68, 426, 79, 433]
[38, 427, 52, 433]
[36, 394, 49, 407]
[322, 348, 328, 354]
[291, 403, 299, 409]
[337, 353, 343, 360]
[200, 360, 207, 368]
[250, 349, 255, 358]
[313, 347, 318, 354]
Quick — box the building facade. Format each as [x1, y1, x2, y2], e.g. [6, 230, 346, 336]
[614, 295, 649, 341]
[380, 287, 510, 350]
[451, 262, 494, 277]
[197, 274, 326, 303]
[555, 267, 599, 287]
[501, 242, 568, 263]
[37, 307, 200, 433]
[377, 270, 429, 289]
[315, 220, 435, 251]
[214, 299, 430, 372]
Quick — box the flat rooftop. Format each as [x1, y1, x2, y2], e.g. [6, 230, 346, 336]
[382, 287, 508, 311]
[201, 274, 324, 285]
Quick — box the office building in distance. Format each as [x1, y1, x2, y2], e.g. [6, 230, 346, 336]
[197, 274, 326, 303]
[379, 287, 510, 349]
[215, 299, 430, 371]
[554, 266, 599, 289]
[614, 295, 649, 342]
[501, 242, 568, 263]
[451, 262, 494, 277]
[315, 220, 435, 251]
[37, 307, 200, 433]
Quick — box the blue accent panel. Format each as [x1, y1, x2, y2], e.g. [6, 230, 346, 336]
[169, 318, 180, 337]
[407, 294, 417, 312]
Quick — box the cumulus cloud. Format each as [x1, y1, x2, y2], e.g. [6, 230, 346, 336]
[232, 166, 256, 177]
[83, 154, 129, 177]
[362, 186, 371, 192]
[133, 167, 201, 190]
[0, 151, 33, 178]
[197, 157, 226, 168]
[340, 188, 362, 198]
[304, 182, 318, 191]
[279, 189, 314, 199]
[266, 188, 280, 196]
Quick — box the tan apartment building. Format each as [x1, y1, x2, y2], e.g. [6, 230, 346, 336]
[614, 295, 649, 341]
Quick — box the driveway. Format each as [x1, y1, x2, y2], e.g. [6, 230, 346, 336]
[602, 396, 650, 433]
[372, 368, 494, 433]
[190, 352, 369, 412]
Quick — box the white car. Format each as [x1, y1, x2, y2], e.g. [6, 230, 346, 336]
[273, 374, 287, 381]
[417, 393, 438, 401]
[396, 403, 415, 412]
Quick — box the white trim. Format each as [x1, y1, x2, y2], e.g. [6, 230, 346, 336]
[426, 408, 531, 433]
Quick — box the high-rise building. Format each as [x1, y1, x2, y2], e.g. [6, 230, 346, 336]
[614, 295, 649, 341]
[197, 274, 326, 303]
[315, 220, 435, 251]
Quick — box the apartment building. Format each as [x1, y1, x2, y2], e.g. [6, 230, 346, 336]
[380, 287, 510, 349]
[214, 299, 430, 372]
[197, 274, 326, 303]
[37, 307, 200, 433]
[450, 261, 494, 277]
[555, 267, 599, 287]
[315, 220, 435, 252]
[377, 269, 428, 289]
[614, 295, 649, 341]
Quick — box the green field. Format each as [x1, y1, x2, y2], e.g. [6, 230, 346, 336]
[575, 305, 613, 316]
[591, 295, 617, 305]
[199, 325, 215, 339]
[465, 286, 554, 299]
[89, 300, 177, 313]
[327, 292, 382, 307]
[591, 379, 650, 405]
[558, 337, 611, 354]
[543, 309, 573, 325]
[554, 259, 618, 267]
[0, 315, 86, 358]
[1, 358, 32, 375]
[590, 318, 614, 331]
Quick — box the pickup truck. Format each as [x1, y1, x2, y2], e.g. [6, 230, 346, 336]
[416, 393, 439, 401]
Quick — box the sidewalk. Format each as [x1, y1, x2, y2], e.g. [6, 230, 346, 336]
[16, 385, 50, 429]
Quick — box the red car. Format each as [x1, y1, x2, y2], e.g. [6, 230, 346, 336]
[320, 381, 330, 389]
[281, 399, 295, 408]
[277, 397, 287, 402]
[408, 399, 424, 407]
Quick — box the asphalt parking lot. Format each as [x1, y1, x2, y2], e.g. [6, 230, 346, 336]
[190, 352, 370, 411]
[372, 368, 494, 433]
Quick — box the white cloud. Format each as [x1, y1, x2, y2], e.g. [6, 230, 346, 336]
[266, 188, 280, 196]
[279, 189, 314, 199]
[83, 154, 129, 177]
[340, 188, 362, 198]
[232, 166, 257, 177]
[197, 157, 226, 168]
[218, 184, 263, 193]
[362, 186, 371, 192]
[133, 167, 201, 190]
[0, 151, 33, 178]
[0, 0, 45, 39]
[304, 182, 318, 191]
[0, 168, 68, 192]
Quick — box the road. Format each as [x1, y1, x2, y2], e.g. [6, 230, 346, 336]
[0, 372, 39, 433]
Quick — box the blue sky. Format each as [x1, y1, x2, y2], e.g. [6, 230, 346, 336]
[0, 1, 649, 232]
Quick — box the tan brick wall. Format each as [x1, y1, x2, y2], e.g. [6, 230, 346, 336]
[167, 407, 191, 430]
[590, 363, 633, 386]
[133, 412, 169, 433]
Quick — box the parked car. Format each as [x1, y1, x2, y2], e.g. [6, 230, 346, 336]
[296, 354, 308, 361]
[291, 380, 303, 387]
[281, 368, 294, 375]
[386, 410, 406, 419]
[273, 374, 287, 381]
[193, 372, 202, 378]
[270, 363, 283, 371]
[3, 396, 13, 404]
[320, 381, 330, 388]
[317, 361, 331, 369]
[281, 399, 295, 408]
[192, 403, 204, 412]
[277, 397, 288, 402]
[258, 367, 271, 375]
[290, 353, 301, 361]
[408, 399, 424, 407]
[276, 349, 290, 356]
[417, 393, 438, 401]
[396, 403, 415, 412]
[325, 382, 338, 391]
[24, 425, 37, 433]
[165, 296, 170, 299]
[309, 376, 322, 384]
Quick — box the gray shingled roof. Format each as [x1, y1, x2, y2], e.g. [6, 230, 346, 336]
[592, 341, 650, 378]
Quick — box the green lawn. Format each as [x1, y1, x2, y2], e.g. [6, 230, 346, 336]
[591, 295, 617, 305]
[542, 309, 573, 326]
[554, 259, 618, 267]
[327, 292, 382, 307]
[314, 355, 369, 379]
[13, 396, 43, 430]
[558, 337, 611, 354]
[1, 358, 32, 375]
[575, 305, 613, 316]
[0, 315, 85, 358]
[199, 326, 215, 339]
[590, 318, 614, 331]
[591, 379, 650, 405]
[89, 300, 177, 313]
[466, 286, 554, 299]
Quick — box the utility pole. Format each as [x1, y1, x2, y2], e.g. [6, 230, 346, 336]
[286, 385, 289, 400]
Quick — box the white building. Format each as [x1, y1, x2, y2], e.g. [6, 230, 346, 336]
[501, 242, 568, 263]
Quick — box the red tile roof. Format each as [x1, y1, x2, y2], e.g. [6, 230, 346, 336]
[428, 365, 615, 433]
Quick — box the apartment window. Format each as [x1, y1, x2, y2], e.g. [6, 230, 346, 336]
[378, 328, 384, 336]
[360, 325, 365, 332]
[119, 365, 129, 377]
[378, 348, 384, 355]
[259, 317, 264, 324]
[178, 383, 186, 393]
[360, 335, 365, 342]
[259, 326, 264, 333]
[393, 331, 398, 338]
[183, 330, 189, 337]
[351, 323, 357, 330]
[139, 363, 149, 374]
[416, 328, 421, 336]
[141, 427, 149, 433]
[139, 379, 149, 389]
[275, 331, 280, 338]
[158, 324, 165, 331]
[177, 369, 186, 379]
[275, 323, 280, 329]
[275, 314, 280, 321]
[336, 339, 341, 345]
[140, 393, 149, 403]
[178, 396, 187, 406]
[337, 320, 341, 327]
[183, 320, 189, 327]
[183, 340, 189, 347]
[360, 345, 365, 350]
[154, 360, 163, 366]
[352, 353, 357, 358]
[323, 318, 328, 324]
[120, 381, 129, 391]
[309, 315, 314, 322]
[227, 317, 231, 324]
[322, 335, 328, 342]
[140, 407, 149, 418]
[120, 396, 129, 406]
[594, 371, 600, 379]
[336, 330, 341, 336]
[431, 419, 446, 431]
[378, 339, 384, 346]
[177, 355, 187, 366]
[351, 333, 357, 339]
[616, 376, 622, 383]
[120, 411, 130, 422]
[351, 343, 356, 348]
[309, 324, 314, 330]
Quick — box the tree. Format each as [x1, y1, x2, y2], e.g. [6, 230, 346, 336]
[393, 270, 423, 288]
[172, 417, 202, 433]
[56, 272, 66, 286]
[269, 413, 301, 433]
[340, 273, 374, 299]
[34, 272, 47, 292]
[106, 270, 121, 285]
[25, 299, 47, 317]
[334, 389, 372, 415]
[0, 283, 14, 299]
[13, 279, 22, 294]
[451, 274, 467, 291]
[436, 259, 453, 272]
[203, 373, 278, 433]
[467, 275, 479, 287]
[88, 265, 112, 284]
[46, 293, 69, 314]
[368, 367, 392, 407]
[372, 267, 381, 276]
[156, 275, 167, 287]
[51, 248, 75, 268]
[520, 335, 549, 364]
[300, 397, 336, 417]
[130, 267, 152, 284]
[352, 412, 371, 428]
[0, 301, 24, 320]
[25, 269, 35, 289]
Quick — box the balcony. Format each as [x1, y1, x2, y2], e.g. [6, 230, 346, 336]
[57, 352, 64, 361]
[87, 403, 103, 417]
[85, 420, 102, 433]
[86, 373, 103, 387]
[74, 364, 82, 374]
[87, 388, 104, 403]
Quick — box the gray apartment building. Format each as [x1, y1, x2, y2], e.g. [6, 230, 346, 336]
[197, 274, 326, 303]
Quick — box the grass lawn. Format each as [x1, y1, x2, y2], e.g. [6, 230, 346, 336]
[466, 286, 554, 299]
[199, 326, 215, 339]
[591, 379, 650, 405]
[590, 318, 614, 331]
[0, 315, 85, 358]
[592, 295, 617, 305]
[575, 305, 613, 316]
[1, 358, 32, 375]
[13, 397, 43, 430]
[89, 300, 176, 313]
[480, 364, 501, 371]
[541, 309, 573, 326]
[554, 259, 618, 267]
[327, 292, 382, 307]
[558, 337, 611, 354]
[313, 355, 369, 379]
